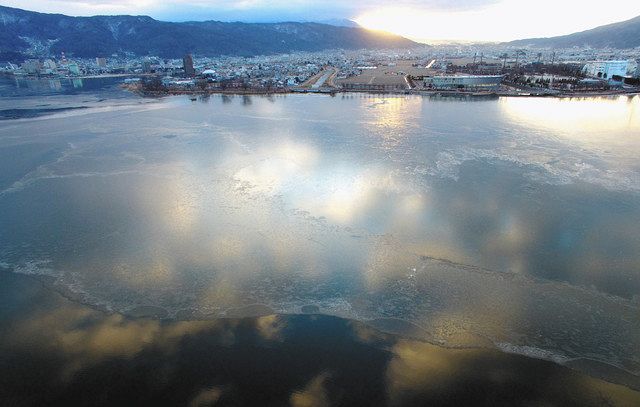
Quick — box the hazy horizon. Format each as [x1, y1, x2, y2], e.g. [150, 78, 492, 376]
[4, 1, 640, 42]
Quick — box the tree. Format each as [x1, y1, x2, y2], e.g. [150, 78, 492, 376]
[141, 76, 166, 93]
[196, 79, 208, 91]
[514, 50, 526, 69]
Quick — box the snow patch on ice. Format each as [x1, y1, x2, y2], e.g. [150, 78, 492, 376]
[496, 342, 570, 364]
[430, 147, 640, 192]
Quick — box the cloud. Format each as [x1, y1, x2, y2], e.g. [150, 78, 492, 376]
[189, 387, 224, 407]
[7, 0, 640, 41]
[354, 0, 640, 41]
[3, 0, 503, 21]
[289, 372, 331, 407]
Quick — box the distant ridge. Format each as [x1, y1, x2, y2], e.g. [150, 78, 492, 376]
[506, 15, 640, 49]
[314, 19, 361, 28]
[0, 6, 416, 61]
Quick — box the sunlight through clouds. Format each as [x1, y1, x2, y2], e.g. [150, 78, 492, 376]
[355, 0, 640, 41]
[6, 0, 640, 41]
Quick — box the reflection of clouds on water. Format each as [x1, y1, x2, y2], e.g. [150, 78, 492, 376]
[233, 141, 320, 194]
[290, 372, 331, 407]
[423, 163, 640, 297]
[500, 96, 640, 136]
[3, 288, 292, 386]
[256, 314, 286, 342]
[0, 94, 639, 377]
[1, 270, 638, 405]
[385, 339, 640, 407]
[189, 387, 224, 407]
[431, 146, 640, 192]
[386, 340, 456, 399]
[7, 304, 215, 380]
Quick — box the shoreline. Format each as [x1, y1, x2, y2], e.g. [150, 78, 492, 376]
[6, 73, 153, 80]
[5, 74, 637, 99]
[126, 85, 640, 100]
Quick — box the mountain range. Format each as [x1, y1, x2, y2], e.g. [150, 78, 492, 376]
[2, 5, 640, 62]
[0, 6, 416, 61]
[507, 15, 640, 49]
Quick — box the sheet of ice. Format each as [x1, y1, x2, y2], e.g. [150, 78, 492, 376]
[1, 93, 639, 382]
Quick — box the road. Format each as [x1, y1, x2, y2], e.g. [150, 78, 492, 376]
[300, 67, 339, 89]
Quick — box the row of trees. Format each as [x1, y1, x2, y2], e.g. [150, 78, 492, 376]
[504, 73, 612, 90]
[140, 76, 167, 92]
[139, 76, 287, 94]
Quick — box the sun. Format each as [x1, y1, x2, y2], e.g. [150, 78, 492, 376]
[354, 7, 419, 39]
[353, 6, 488, 42]
[354, 2, 640, 43]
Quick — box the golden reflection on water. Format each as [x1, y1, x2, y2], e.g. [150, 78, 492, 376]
[189, 387, 224, 407]
[362, 96, 421, 137]
[233, 141, 320, 194]
[2, 269, 639, 406]
[315, 168, 383, 224]
[500, 96, 640, 138]
[52, 94, 639, 324]
[386, 340, 455, 398]
[5, 297, 292, 379]
[385, 339, 640, 407]
[256, 314, 286, 342]
[7, 303, 214, 379]
[290, 372, 331, 407]
[2, 93, 639, 382]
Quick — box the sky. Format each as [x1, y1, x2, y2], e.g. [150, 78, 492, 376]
[5, 0, 640, 42]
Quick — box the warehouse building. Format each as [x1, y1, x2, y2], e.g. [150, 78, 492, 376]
[420, 75, 503, 90]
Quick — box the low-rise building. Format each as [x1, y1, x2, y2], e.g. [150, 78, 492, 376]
[420, 75, 503, 90]
[22, 59, 41, 74]
[582, 61, 634, 79]
[67, 63, 81, 75]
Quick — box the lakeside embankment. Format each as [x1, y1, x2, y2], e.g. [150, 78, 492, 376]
[6, 74, 637, 99]
[123, 83, 640, 99]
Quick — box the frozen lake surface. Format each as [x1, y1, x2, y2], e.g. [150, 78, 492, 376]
[0, 78, 639, 387]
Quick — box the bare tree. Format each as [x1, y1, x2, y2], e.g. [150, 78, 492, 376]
[196, 79, 208, 91]
[141, 76, 166, 93]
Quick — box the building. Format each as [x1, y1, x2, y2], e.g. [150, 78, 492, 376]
[96, 57, 107, 67]
[420, 75, 503, 91]
[21, 59, 41, 74]
[582, 61, 632, 79]
[43, 59, 57, 70]
[142, 60, 153, 73]
[201, 69, 216, 77]
[40, 59, 57, 75]
[68, 63, 81, 75]
[183, 54, 195, 77]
